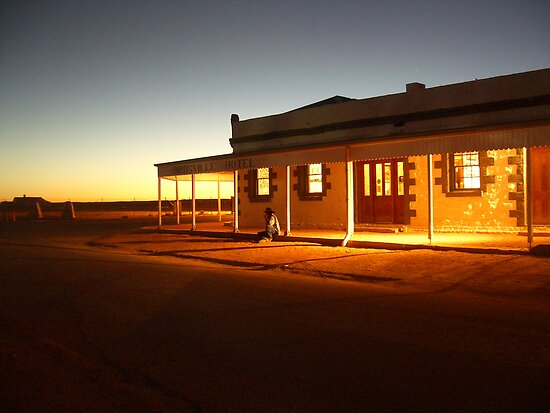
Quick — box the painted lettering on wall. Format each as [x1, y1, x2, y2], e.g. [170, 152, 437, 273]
[224, 158, 254, 170]
[171, 158, 254, 175]
[172, 162, 216, 175]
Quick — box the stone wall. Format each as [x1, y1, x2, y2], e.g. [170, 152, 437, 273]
[409, 150, 523, 232]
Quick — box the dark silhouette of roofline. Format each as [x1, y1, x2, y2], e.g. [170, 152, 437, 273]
[285, 95, 355, 113]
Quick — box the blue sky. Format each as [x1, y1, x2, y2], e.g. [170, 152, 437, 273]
[1, 0, 549, 201]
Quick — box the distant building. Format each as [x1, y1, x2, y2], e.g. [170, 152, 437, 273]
[12, 196, 51, 209]
[155, 68, 550, 244]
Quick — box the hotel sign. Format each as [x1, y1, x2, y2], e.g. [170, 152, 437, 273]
[157, 146, 350, 178]
[158, 157, 256, 177]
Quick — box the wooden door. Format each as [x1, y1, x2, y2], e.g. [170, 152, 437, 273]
[356, 159, 405, 224]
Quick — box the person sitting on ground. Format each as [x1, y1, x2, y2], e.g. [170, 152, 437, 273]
[257, 207, 280, 243]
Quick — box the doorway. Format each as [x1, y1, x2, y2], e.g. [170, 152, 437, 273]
[356, 159, 405, 224]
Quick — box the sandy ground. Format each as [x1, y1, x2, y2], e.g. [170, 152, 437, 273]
[1, 218, 549, 412]
[1, 215, 539, 301]
[2, 218, 549, 300]
[89, 232, 548, 299]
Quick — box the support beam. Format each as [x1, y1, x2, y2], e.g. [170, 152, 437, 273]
[217, 174, 222, 222]
[285, 165, 292, 236]
[175, 178, 180, 225]
[233, 170, 239, 233]
[157, 177, 162, 228]
[524, 147, 533, 248]
[427, 154, 434, 244]
[191, 174, 196, 231]
[342, 160, 354, 247]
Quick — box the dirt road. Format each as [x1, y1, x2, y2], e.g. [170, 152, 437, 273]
[1, 219, 549, 412]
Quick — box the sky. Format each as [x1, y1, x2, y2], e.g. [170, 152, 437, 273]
[1, 0, 549, 202]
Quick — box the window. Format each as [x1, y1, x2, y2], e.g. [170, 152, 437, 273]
[295, 164, 330, 200]
[437, 152, 485, 197]
[373, 161, 402, 196]
[397, 161, 405, 196]
[257, 167, 270, 196]
[247, 168, 275, 201]
[308, 164, 323, 194]
[384, 162, 392, 196]
[363, 164, 371, 196]
[451, 152, 481, 190]
[375, 163, 383, 196]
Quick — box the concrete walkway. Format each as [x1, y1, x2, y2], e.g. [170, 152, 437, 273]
[149, 219, 550, 255]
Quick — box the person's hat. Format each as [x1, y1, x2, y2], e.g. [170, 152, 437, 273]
[264, 207, 274, 214]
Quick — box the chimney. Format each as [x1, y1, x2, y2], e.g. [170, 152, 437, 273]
[406, 82, 426, 93]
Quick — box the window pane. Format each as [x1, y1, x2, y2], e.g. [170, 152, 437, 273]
[309, 163, 322, 175]
[397, 161, 404, 196]
[384, 163, 391, 196]
[454, 165, 464, 189]
[257, 168, 270, 195]
[308, 179, 322, 193]
[308, 174, 323, 193]
[465, 152, 478, 166]
[307, 163, 323, 193]
[363, 164, 370, 196]
[257, 178, 270, 195]
[463, 176, 480, 189]
[453, 152, 480, 190]
[257, 167, 269, 179]
[375, 163, 382, 196]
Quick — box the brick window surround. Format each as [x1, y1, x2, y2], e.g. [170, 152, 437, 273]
[293, 164, 331, 201]
[435, 151, 493, 197]
[245, 168, 277, 202]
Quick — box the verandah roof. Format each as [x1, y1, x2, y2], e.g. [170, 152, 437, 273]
[155, 124, 550, 179]
[349, 124, 550, 161]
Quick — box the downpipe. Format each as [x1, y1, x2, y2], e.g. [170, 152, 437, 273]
[341, 229, 352, 247]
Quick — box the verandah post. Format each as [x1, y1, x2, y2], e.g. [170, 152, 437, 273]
[191, 174, 196, 231]
[524, 147, 533, 248]
[233, 170, 239, 232]
[175, 177, 180, 225]
[285, 165, 292, 236]
[427, 154, 434, 244]
[157, 177, 162, 228]
[342, 155, 354, 247]
[217, 174, 222, 222]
